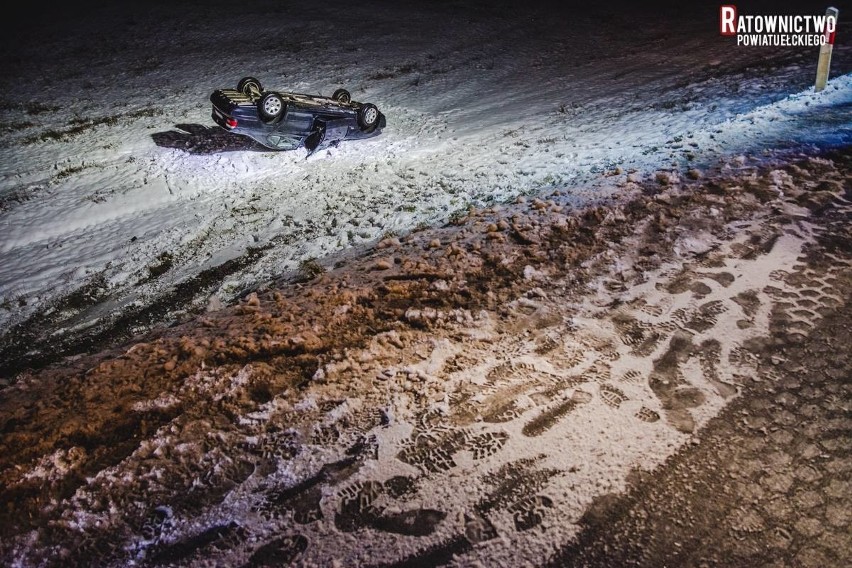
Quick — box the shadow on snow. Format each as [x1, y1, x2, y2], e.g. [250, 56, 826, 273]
[151, 123, 266, 154]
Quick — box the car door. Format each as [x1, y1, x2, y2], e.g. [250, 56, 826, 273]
[266, 103, 315, 149]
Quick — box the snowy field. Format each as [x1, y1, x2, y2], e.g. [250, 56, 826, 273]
[1, 0, 850, 375]
[1, 2, 852, 567]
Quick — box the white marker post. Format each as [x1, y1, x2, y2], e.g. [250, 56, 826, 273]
[815, 7, 839, 92]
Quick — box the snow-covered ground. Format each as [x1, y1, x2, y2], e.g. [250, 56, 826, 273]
[2, 144, 851, 567]
[1, 2, 852, 566]
[1, 0, 850, 374]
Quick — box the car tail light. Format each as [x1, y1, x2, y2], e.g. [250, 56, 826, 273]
[226, 117, 238, 128]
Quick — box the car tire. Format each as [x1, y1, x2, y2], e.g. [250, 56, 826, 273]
[258, 92, 284, 123]
[357, 103, 380, 131]
[332, 88, 351, 103]
[238, 77, 263, 97]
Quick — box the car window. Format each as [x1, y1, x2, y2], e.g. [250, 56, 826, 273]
[265, 134, 301, 150]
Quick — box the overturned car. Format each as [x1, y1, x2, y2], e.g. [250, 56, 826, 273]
[210, 77, 386, 153]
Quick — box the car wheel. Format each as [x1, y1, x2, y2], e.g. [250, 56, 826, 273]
[258, 92, 284, 123]
[237, 76, 263, 97]
[358, 103, 380, 131]
[332, 88, 351, 103]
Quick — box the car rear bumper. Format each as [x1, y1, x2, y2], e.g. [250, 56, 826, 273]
[211, 105, 232, 129]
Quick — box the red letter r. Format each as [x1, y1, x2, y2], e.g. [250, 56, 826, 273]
[720, 5, 737, 36]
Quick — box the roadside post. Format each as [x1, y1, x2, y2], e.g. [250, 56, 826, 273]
[815, 6, 839, 92]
